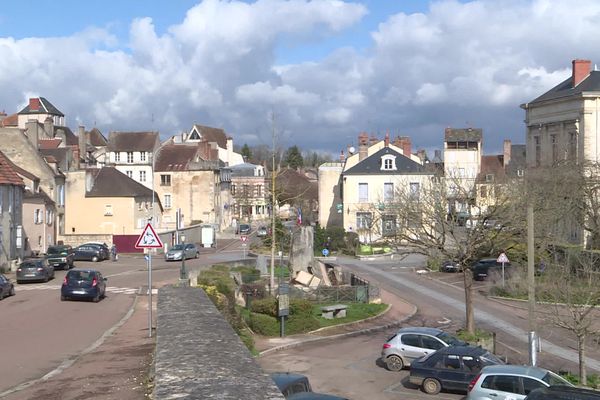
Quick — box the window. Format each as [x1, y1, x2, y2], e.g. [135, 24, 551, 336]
[164, 194, 172, 209]
[381, 155, 397, 171]
[421, 336, 444, 350]
[551, 134, 558, 163]
[480, 186, 487, 198]
[139, 170, 146, 182]
[409, 182, 420, 201]
[534, 136, 541, 166]
[126, 170, 133, 178]
[34, 209, 42, 224]
[243, 184, 250, 196]
[482, 375, 519, 394]
[46, 210, 53, 225]
[356, 212, 372, 230]
[160, 174, 171, 186]
[444, 355, 461, 370]
[8, 186, 13, 212]
[384, 183, 394, 202]
[382, 215, 396, 236]
[140, 152, 146, 162]
[231, 185, 236, 195]
[485, 174, 494, 182]
[115, 152, 120, 162]
[400, 334, 421, 347]
[104, 204, 113, 216]
[517, 169, 524, 177]
[255, 185, 262, 197]
[568, 132, 577, 161]
[358, 183, 368, 202]
[522, 377, 544, 395]
[127, 152, 134, 163]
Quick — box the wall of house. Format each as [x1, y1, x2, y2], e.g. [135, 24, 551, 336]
[230, 175, 268, 223]
[22, 200, 55, 255]
[318, 162, 344, 228]
[0, 185, 24, 271]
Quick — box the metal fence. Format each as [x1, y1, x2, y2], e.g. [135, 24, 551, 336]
[289, 274, 379, 304]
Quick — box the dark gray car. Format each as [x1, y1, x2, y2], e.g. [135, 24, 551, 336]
[0, 274, 15, 299]
[16, 258, 55, 283]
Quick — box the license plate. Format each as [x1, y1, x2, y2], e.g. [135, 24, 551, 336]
[53, 264, 60, 267]
[25, 274, 36, 277]
[72, 290, 86, 294]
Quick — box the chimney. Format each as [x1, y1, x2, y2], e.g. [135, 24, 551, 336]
[340, 150, 345, 162]
[393, 136, 412, 157]
[29, 98, 40, 111]
[572, 59, 592, 87]
[503, 139, 512, 167]
[434, 150, 442, 162]
[358, 132, 369, 161]
[26, 119, 39, 149]
[416, 149, 427, 164]
[78, 126, 86, 168]
[384, 131, 390, 147]
[44, 116, 53, 139]
[56, 128, 66, 147]
[369, 135, 378, 146]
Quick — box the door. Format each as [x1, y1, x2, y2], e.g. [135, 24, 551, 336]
[479, 374, 523, 399]
[438, 355, 470, 391]
[399, 334, 426, 363]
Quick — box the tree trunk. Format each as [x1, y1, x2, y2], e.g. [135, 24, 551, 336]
[464, 268, 475, 333]
[579, 334, 587, 386]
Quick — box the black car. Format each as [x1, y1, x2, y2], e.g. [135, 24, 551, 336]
[440, 260, 461, 273]
[271, 372, 312, 397]
[61, 269, 107, 302]
[0, 274, 15, 299]
[409, 345, 505, 395]
[46, 245, 75, 270]
[74, 244, 105, 262]
[16, 258, 55, 283]
[525, 385, 600, 399]
[81, 243, 110, 260]
[237, 223, 251, 235]
[471, 258, 512, 281]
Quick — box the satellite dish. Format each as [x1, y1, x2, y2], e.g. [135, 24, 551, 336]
[349, 146, 356, 154]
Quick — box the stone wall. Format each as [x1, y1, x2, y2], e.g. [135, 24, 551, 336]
[153, 286, 284, 399]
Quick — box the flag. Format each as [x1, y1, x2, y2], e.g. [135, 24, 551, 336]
[297, 207, 302, 225]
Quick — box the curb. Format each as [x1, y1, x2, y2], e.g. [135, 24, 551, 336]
[257, 302, 418, 357]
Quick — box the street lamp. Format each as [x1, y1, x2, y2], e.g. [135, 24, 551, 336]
[180, 234, 187, 286]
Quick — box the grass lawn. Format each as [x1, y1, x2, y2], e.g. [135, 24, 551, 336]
[313, 302, 388, 328]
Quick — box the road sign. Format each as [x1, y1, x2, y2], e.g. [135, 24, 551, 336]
[322, 248, 330, 257]
[240, 235, 248, 243]
[135, 223, 163, 249]
[497, 252, 510, 263]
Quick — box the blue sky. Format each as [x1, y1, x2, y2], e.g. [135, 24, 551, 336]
[0, 0, 596, 156]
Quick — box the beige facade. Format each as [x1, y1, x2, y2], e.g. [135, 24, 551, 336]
[318, 162, 344, 228]
[230, 163, 268, 223]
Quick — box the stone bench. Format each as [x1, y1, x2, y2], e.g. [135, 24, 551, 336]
[321, 304, 348, 319]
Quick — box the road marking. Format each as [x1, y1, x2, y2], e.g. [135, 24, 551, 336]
[14, 284, 157, 295]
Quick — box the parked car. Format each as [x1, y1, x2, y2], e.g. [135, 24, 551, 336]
[165, 243, 199, 261]
[0, 274, 15, 299]
[409, 345, 505, 395]
[81, 242, 110, 260]
[271, 372, 312, 397]
[381, 327, 467, 371]
[16, 258, 55, 283]
[45, 245, 75, 270]
[440, 260, 462, 273]
[525, 385, 600, 399]
[257, 226, 269, 237]
[471, 258, 512, 281]
[288, 393, 349, 400]
[61, 269, 107, 302]
[74, 244, 105, 262]
[237, 223, 251, 235]
[467, 365, 573, 400]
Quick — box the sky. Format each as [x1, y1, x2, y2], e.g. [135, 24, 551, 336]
[1, 0, 599, 158]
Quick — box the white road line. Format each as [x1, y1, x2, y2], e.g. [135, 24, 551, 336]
[14, 284, 156, 295]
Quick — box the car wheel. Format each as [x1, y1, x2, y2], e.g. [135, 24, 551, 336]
[44, 274, 49, 283]
[93, 293, 100, 303]
[61, 295, 67, 301]
[10, 286, 15, 296]
[422, 378, 442, 395]
[195, 252, 199, 259]
[385, 355, 404, 371]
[92, 255, 99, 262]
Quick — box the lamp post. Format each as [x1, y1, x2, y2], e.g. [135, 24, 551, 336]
[180, 234, 187, 286]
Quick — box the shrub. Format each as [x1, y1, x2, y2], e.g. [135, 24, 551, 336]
[289, 298, 314, 316]
[233, 266, 261, 283]
[247, 312, 280, 336]
[286, 314, 320, 334]
[240, 283, 267, 300]
[250, 297, 277, 317]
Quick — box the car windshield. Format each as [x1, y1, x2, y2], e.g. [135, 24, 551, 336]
[47, 247, 66, 255]
[20, 261, 38, 268]
[171, 245, 184, 251]
[542, 371, 573, 386]
[68, 271, 94, 281]
[436, 332, 465, 346]
[480, 352, 505, 365]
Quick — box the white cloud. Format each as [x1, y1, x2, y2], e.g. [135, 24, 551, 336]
[2, 0, 600, 154]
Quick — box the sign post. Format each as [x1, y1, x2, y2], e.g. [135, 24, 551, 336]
[497, 252, 510, 287]
[278, 283, 289, 337]
[135, 223, 163, 338]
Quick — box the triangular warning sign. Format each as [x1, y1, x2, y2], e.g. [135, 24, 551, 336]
[135, 223, 164, 249]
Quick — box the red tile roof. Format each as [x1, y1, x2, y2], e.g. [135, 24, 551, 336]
[1, 113, 17, 127]
[38, 138, 61, 149]
[0, 150, 25, 186]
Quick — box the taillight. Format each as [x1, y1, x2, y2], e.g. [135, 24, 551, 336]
[468, 374, 481, 392]
[37, 267, 44, 271]
[383, 343, 391, 349]
[63, 276, 68, 285]
[92, 277, 97, 287]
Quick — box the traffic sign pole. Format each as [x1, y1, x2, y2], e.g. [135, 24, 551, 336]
[148, 251, 152, 338]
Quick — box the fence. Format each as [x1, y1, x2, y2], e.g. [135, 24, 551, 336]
[289, 279, 379, 303]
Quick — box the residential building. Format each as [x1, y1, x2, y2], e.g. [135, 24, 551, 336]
[177, 124, 244, 166]
[106, 131, 160, 189]
[230, 163, 269, 222]
[0, 150, 24, 271]
[318, 160, 344, 228]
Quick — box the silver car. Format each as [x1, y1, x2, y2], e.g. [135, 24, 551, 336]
[16, 258, 55, 283]
[165, 243, 199, 261]
[381, 326, 466, 371]
[467, 364, 572, 400]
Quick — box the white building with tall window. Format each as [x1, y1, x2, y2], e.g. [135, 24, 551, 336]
[106, 131, 160, 189]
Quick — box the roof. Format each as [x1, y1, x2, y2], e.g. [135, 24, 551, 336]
[435, 345, 488, 356]
[40, 148, 71, 168]
[86, 167, 157, 198]
[1, 113, 17, 127]
[397, 327, 443, 335]
[38, 138, 61, 149]
[343, 147, 427, 175]
[18, 97, 64, 117]
[154, 144, 197, 171]
[55, 126, 78, 146]
[191, 124, 228, 149]
[0, 150, 25, 186]
[445, 128, 482, 142]
[23, 188, 54, 205]
[271, 373, 310, 393]
[480, 365, 550, 379]
[107, 131, 159, 152]
[506, 144, 526, 176]
[529, 70, 600, 104]
[476, 155, 506, 183]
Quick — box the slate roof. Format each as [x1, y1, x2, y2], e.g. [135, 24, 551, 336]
[24, 188, 54, 205]
[276, 168, 318, 202]
[107, 131, 159, 152]
[155, 144, 198, 171]
[343, 147, 427, 175]
[40, 148, 71, 167]
[18, 97, 64, 116]
[86, 167, 158, 199]
[230, 162, 261, 177]
[0, 150, 25, 186]
[529, 71, 600, 104]
[88, 128, 108, 147]
[191, 124, 228, 149]
[445, 128, 482, 141]
[55, 126, 78, 146]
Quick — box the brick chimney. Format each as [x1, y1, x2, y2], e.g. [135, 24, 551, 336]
[44, 116, 53, 139]
[339, 150, 345, 162]
[503, 139, 512, 167]
[393, 136, 412, 157]
[29, 98, 40, 111]
[26, 119, 39, 149]
[384, 131, 390, 147]
[358, 132, 369, 161]
[572, 59, 592, 87]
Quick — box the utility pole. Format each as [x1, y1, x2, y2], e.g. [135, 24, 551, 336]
[527, 203, 537, 365]
[270, 111, 277, 295]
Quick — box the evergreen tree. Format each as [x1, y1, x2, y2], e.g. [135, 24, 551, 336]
[284, 145, 304, 169]
[241, 144, 252, 162]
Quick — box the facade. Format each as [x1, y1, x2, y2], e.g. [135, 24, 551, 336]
[106, 131, 160, 189]
[173, 124, 244, 166]
[229, 163, 269, 223]
[64, 167, 161, 235]
[0, 150, 25, 271]
[318, 162, 344, 228]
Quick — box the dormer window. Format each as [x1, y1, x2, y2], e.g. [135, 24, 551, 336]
[381, 154, 397, 171]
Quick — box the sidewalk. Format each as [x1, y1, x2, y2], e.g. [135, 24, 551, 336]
[255, 289, 417, 356]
